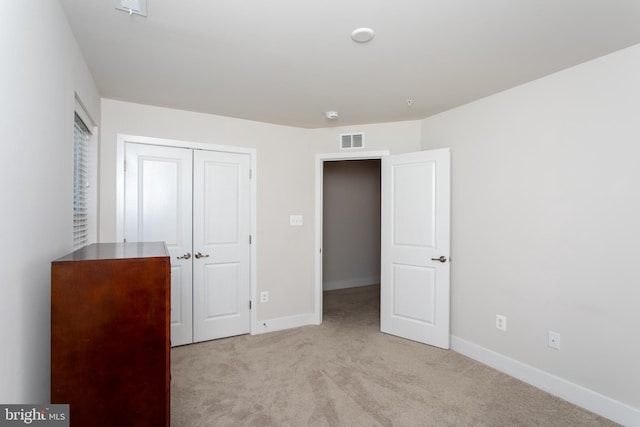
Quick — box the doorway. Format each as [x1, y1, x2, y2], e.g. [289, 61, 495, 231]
[322, 159, 381, 319]
[314, 151, 389, 324]
[315, 149, 451, 349]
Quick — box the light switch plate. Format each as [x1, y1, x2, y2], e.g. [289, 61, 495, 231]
[290, 215, 303, 226]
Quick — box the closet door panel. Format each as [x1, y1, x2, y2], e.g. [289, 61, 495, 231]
[124, 143, 193, 347]
[193, 150, 251, 342]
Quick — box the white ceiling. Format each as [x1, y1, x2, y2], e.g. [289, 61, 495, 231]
[59, 0, 640, 128]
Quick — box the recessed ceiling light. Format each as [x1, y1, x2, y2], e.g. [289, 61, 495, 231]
[351, 28, 375, 43]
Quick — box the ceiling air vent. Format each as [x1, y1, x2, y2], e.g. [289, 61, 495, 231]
[340, 133, 364, 150]
[115, 0, 147, 16]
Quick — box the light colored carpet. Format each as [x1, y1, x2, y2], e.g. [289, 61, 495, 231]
[171, 285, 617, 426]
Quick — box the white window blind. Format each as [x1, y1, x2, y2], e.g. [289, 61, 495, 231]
[73, 113, 91, 249]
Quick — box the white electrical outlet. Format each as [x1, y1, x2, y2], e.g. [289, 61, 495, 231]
[289, 215, 303, 226]
[496, 314, 507, 331]
[548, 331, 561, 349]
[260, 291, 269, 303]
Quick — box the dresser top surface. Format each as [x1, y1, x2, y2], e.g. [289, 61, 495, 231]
[54, 242, 169, 263]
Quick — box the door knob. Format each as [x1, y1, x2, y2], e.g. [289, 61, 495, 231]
[195, 252, 210, 259]
[431, 256, 447, 263]
[177, 252, 191, 260]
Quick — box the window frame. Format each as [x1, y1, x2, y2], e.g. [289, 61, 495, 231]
[73, 98, 98, 249]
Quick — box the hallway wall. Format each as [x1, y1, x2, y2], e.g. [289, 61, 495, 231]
[322, 160, 381, 291]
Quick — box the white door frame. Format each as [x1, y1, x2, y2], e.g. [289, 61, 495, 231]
[116, 134, 258, 335]
[314, 150, 390, 324]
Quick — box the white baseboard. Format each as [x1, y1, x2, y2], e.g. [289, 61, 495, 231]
[252, 313, 317, 335]
[451, 335, 640, 427]
[323, 276, 379, 291]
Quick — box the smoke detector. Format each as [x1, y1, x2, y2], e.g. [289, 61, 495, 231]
[325, 111, 339, 120]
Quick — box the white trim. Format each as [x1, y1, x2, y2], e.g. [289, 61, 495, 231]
[314, 150, 390, 325]
[253, 313, 316, 335]
[74, 94, 96, 128]
[115, 134, 259, 336]
[116, 133, 256, 154]
[116, 135, 125, 240]
[451, 335, 640, 426]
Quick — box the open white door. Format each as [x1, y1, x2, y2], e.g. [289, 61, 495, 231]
[124, 143, 194, 347]
[192, 150, 251, 342]
[381, 148, 450, 349]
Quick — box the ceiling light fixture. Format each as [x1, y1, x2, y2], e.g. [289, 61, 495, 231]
[351, 28, 375, 43]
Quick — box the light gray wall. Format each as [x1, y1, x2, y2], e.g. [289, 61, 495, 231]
[323, 160, 381, 291]
[99, 102, 422, 324]
[5, 4, 637, 413]
[0, 1, 100, 403]
[309, 122, 422, 156]
[100, 99, 315, 321]
[7, 2, 638, 414]
[421, 44, 640, 410]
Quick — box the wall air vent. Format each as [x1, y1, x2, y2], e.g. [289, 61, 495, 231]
[340, 133, 364, 150]
[115, 0, 147, 16]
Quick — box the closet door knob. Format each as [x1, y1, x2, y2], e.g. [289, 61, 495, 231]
[195, 252, 210, 259]
[177, 253, 191, 260]
[430, 256, 447, 263]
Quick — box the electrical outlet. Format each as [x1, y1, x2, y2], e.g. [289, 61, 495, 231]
[496, 314, 507, 331]
[548, 331, 561, 349]
[260, 291, 269, 303]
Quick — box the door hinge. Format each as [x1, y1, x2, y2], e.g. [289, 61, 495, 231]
[249, 235, 252, 244]
[124, 159, 127, 172]
[249, 300, 252, 310]
[123, 238, 127, 243]
[249, 169, 252, 179]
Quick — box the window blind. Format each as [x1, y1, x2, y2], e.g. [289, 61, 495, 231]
[73, 113, 91, 249]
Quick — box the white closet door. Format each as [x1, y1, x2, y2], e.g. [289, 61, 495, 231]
[192, 150, 251, 342]
[381, 148, 451, 349]
[124, 143, 193, 347]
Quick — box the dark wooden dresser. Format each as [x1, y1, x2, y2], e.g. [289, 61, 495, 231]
[51, 242, 170, 427]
